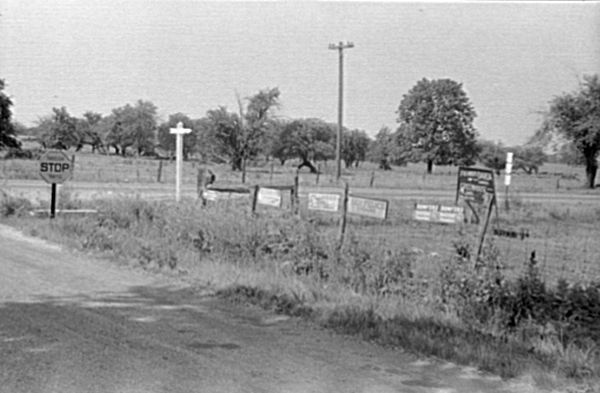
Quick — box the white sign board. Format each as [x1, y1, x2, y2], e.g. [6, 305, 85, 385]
[39, 150, 73, 184]
[414, 204, 464, 224]
[203, 190, 249, 202]
[347, 196, 388, 220]
[257, 187, 282, 207]
[308, 193, 340, 212]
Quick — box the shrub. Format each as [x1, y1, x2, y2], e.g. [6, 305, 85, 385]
[0, 190, 33, 217]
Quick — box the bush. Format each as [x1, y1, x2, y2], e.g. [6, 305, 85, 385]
[0, 190, 33, 217]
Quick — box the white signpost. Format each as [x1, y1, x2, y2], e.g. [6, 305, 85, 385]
[170, 122, 191, 202]
[39, 149, 74, 218]
[504, 151, 514, 210]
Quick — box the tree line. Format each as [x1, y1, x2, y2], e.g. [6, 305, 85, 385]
[1, 75, 599, 187]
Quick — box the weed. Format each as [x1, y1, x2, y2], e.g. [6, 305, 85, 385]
[0, 190, 33, 217]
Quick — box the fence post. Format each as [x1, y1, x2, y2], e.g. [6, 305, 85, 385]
[369, 171, 375, 188]
[270, 162, 274, 184]
[251, 185, 259, 215]
[293, 170, 300, 215]
[476, 196, 496, 261]
[157, 161, 163, 183]
[336, 182, 349, 260]
[316, 164, 321, 185]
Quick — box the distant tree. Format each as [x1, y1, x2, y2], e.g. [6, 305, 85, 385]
[396, 78, 479, 173]
[367, 126, 408, 170]
[157, 113, 198, 160]
[207, 87, 280, 171]
[108, 100, 158, 156]
[557, 142, 585, 166]
[75, 111, 105, 153]
[36, 107, 79, 150]
[0, 79, 21, 151]
[478, 140, 507, 175]
[272, 118, 335, 172]
[341, 129, 371, 168]
[538, 75, 600, 188]
[513, 145, 547, 174]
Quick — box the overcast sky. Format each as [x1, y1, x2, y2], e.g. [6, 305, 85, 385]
[1, 1, 599, 145]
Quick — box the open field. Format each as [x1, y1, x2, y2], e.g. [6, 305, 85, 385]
[2, 152, 599, 284]
[2, 152, 600, 392]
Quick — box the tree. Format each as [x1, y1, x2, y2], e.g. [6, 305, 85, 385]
[396, 78, 479, 173]
[75, 111, 105, 153]
[108, 100, 158, 156]
[478, 140, 506, 175]
[513, 145, 547, 174]
[0, 79, 21, 151]
[207, 87, 280, 171]
[539, 74, 600, 188]
[36, 107, 79, 150]
[341, 129, 371, 168]
[272, 118, 336, 172]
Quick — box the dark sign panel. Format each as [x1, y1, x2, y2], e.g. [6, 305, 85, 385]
[456, 167, 495, 206]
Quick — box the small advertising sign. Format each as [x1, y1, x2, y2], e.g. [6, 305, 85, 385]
[308, 193, 340, 212]
[414, 204, 464, 224]
[347, 196, 388, 220]
[257, 187, 282, 208]
[456, 167, 496, 206]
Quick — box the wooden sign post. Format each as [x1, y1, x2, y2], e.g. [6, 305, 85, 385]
[170, 122, 191, 202]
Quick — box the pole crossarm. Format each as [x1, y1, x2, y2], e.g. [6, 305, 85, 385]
[329, 41, 354, 181]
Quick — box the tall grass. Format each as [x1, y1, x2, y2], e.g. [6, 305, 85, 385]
[6, 194, 598, 392]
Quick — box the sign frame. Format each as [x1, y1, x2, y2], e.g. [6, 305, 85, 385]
[347, 195, 389, 220]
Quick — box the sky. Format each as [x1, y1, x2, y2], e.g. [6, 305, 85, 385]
[1, 1, 599, 146]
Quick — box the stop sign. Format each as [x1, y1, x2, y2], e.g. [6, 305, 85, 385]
[39, 150, 73, 184]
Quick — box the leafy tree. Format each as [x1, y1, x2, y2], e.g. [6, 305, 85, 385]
[396, 78, 479, 173]
[539, 74, 600, 188]
[157, 113, 198, 160]
[207, 87, 280, 171]
[513, 145, 547, 174]
[368, 127, 402, 170]
[108, 100, 158, 156]
[478, 140, 506, 175]
[272, 118, 335, 172]
[557, 142, 585, 166]
[75, 111, 105, 153]
[0, 79, 21, 150]
[36, 107, 79, 150]
[341, 129, 371, 168]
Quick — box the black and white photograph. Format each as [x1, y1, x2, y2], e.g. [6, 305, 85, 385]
[1, 1, 599, 392]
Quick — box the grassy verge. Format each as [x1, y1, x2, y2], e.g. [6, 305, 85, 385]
[1, 190, 599, 393]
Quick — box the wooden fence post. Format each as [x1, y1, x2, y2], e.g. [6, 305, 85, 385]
[369, 171, 375, 188]
[157, 161, 163, 183]
[251, 185, 259, 215]
[316, 164, 321, 185]
[336, 182, 349, 260]
[292, 170, 300, 215]
[476, 196, 496, 261]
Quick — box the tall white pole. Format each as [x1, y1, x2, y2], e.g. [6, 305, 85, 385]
[170, 122, 191, 202]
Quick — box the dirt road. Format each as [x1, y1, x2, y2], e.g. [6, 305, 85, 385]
[0, 223, 538, 393]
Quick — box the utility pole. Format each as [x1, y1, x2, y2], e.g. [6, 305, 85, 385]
[329, 41, 354, 181]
